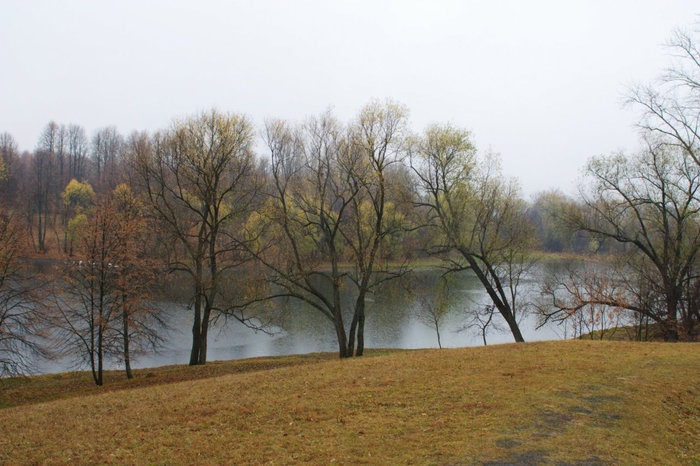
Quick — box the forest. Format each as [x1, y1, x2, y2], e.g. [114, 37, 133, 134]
[1, 30, 699, 386]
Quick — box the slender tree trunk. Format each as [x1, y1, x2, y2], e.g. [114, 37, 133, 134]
[334, 317, 349, 358]
[198, 305, 211, 365]
[37, 203, 44, 251]
[348, 302, 360, 356]
[189, 293, 202, 365]
[356, 309, 365, 356]
[97, 326, 103, 386]
[90, 336, 97, 385]
[333, 289, 349, 358]
[123, 300, 132, 379]
[463, 253, 525, 343]
[434, 316, 442, 349]
[348, 318, 357, 355]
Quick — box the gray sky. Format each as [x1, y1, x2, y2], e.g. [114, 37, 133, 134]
[1, 1, 698, 196]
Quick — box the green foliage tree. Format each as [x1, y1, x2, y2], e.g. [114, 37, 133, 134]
[411, 124, 535, 343]
[62, 179, 95, 254]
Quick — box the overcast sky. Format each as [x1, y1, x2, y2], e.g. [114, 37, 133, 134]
[1, 1, 698, 196]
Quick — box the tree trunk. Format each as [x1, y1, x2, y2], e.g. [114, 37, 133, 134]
[96, 327, 103, 386]
[333, 293, 349, 358]
[463, 252, 525, 343]
[123, 304, 132, 379]
[356, 309, 365, 356]
[189, 294, 202, 365]
[664, 293, 680, 342]
[198, 305, 211, 365]
[501, 307, 525, 342]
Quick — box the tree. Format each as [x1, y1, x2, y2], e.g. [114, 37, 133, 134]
[91, 126, 123, 189]
[111, 184, 163, 378]
[0, 132, 18, 205]
[342, 101, 409, 355]
[527, 190, 590, 254]
[468, 304, 499, 346]
[53, 193, 161, 384]
[402, 273, 453, 348]
[133, 110, 259, 365]
[540, 142, 700, 341]
[62, 179, 95, 254]
[32, 122, 64, 252]
[67, 124, 88, 181]
[251, 113, 358, 358]
[29, 150, 55, 252]
[629, 28, 700, 167]
[53, 200, 121, 385]
[410, 124, 534, 343]
[0, 212, 44, 376]
[248, 102, 408, 358]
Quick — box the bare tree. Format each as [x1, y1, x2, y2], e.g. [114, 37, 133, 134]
[52, 192, 163, 384]
[465, 304, 500, 346]
[32, 122, 64, 252]
[629, 28, 700, 167]
[29, 150, 55, 252]
[111, 184, 163, 378]
[91, 126, 123, 189]
[53, 200, 123, 385]
[0, 133, 19, 205]
[343, 101, 409, 355]
[67, 124, 88, 181]
[0, 212, 45, 376]
[402, 273, 453, 348]
[540, 141, 700, 341]
[250, 113, 359, 358]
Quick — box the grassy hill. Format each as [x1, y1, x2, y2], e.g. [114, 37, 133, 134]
[1, 341, 698, 464]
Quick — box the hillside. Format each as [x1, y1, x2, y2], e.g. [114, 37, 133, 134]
[1, 341, 698, 464]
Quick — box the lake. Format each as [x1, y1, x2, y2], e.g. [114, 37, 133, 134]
[33, 264, 567, 374]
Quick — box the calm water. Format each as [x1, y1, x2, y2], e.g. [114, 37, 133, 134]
[34, 265, 566, 374]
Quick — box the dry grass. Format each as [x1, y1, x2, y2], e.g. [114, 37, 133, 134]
[1, 340, 698, 464]
[0, 351, 399, 409]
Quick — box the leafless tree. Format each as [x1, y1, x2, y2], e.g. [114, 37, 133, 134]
[91, 126, 123, 189]
[540, 141, 700, 341]
[629, 28, 700, 167]
[0, 133, 19, 205]
[67, 124, 88, 181]
[402, 273, 453, 348]
[0, 212, 46, 376]
[52, 193, 164, 384]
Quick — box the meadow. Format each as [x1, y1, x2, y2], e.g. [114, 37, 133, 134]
[1, 340, 698, 464]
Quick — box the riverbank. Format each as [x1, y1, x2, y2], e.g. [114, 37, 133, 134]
[1, 340, 698, 464]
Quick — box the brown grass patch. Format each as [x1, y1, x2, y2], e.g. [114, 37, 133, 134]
[1, 341, 698, 464]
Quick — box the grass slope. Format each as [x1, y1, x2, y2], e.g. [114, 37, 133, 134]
[1, 341, 698, 464]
